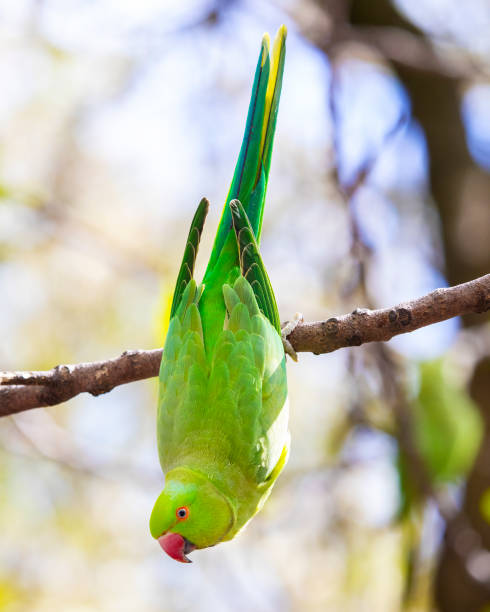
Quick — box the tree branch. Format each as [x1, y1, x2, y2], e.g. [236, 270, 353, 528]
[288, 274, 490, 354]
[0, 350, 162, 416]
[1, 274, 488, 415]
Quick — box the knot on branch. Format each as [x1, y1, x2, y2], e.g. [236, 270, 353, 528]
[388, 307, 412, 327]
[324, 317, 339, 334]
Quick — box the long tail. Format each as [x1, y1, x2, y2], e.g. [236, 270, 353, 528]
[203, 25, 286, 282]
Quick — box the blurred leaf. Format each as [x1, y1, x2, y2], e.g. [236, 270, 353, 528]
[396, 450, 418, 519]
[0, 579, 22, 609]
[413, 359, 482, 483]
[0, 184, 10, 199]
[397, 359, 483, 516]
[152, 284, 173, 346]
[479, 487, 490, 525]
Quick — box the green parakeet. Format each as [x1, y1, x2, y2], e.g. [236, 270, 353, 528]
[149, 26, 289, 563]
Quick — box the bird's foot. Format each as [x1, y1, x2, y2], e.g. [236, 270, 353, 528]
[281, 313, 303, 362]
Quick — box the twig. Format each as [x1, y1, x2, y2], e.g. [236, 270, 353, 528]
[0, 274, 488, 415]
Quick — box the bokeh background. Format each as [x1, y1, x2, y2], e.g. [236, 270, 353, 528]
[1, 1, 490, 610]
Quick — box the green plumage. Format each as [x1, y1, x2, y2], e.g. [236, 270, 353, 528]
[150, 26, 288, 560]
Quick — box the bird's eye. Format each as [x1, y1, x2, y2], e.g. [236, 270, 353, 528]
[176, 506, 189, 520]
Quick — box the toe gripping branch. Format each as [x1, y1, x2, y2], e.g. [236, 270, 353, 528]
[281, 313, 303, 361]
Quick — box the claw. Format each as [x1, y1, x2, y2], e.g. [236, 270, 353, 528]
[281, 312, 303, 362]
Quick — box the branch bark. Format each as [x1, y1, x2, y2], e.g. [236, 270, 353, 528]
[288, 274, 490, 354]
[1, 274, 489, 416]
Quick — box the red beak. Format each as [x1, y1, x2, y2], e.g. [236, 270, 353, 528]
[158, 533, 196, 563]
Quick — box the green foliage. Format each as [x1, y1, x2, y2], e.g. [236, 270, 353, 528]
[397, 359, 482, 518]
[413, 359, 482, 483]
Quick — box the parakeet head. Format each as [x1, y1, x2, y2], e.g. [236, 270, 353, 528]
[150, 468, 235, 563]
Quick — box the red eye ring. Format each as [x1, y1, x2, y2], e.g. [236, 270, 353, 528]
[176, 506, 189, 521]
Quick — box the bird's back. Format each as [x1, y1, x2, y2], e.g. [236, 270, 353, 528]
[158, 277, 287, 484]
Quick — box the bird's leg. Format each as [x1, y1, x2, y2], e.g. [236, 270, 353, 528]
[281, 313, 303, 362]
